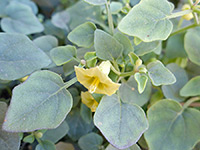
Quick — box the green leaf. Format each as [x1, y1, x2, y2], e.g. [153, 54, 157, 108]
[56, 142, 75, 150]
[134, 41, 160, 56]
[68, 22, 96, 48]
[94, 94, 148, 149]
[23, 134, 35, 143]
[110, 2, 123, 14]
[78, 132, 103, 150]
[134, 73, 148, 94]
[0, 33, 51, 80]
[80, 103, 93, 124]
[33, 35, 58, 53]
[119, 76, 151, 106]
[184, 27, 200, 66]
[68, 88, 81, 108]
[0, 102, 20, 150]
[66, 108, 94, 141]
[66, 1, 103, 29]
[118, 0, 174, 42]
[0, 0, 8, 17]
[180, 76, 200, 97]
[63, 60, 79, 77]
[42, 121, 69, 143]
[36, 140, 56, 150]
[147, 60, 176, 86]
[144, 99, 200, 150]
[51, 11, 70, 30]
[50, 45, 77, 66]
[165, 33, 187, 58]
[1, 1, 44, 34]
[114, 33, 134, 61]
[94, 29, 123, 60]
[162, 63, 188, 102]
[3, 70, 73, 132]
[83, 0, 106, 5]
[106, 144, 141, 150]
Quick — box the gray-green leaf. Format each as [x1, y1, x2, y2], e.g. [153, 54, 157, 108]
[68, 22, 96, 48]
[50, 45, 77, 66]
[94, 94, 148, 149]
[1, 1, 44, 34]
[180, 76, 200, 97]
[147, 60, 176, 86]
[134, 73, 148, 94]
[94, 29, 123, 60]
[83, 0, 106, 5]
[3, 70, 73, 132]
[184, 27, 200, 66]
[0, 33, 51, 80]
[0, 102, 20, 150]
[118, 0, 174, 42]
[106, 144, 141, 150]
[145, 99, 200, 150]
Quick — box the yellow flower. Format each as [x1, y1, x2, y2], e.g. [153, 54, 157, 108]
[75, 61, 120, 96]
[81, 91, 98, 112]
[182, 4, 193, 21]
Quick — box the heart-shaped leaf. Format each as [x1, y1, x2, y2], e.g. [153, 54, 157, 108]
[118, 0, 174, 42]
[3, 70, 73, 132]
[0, 33, 51, 80]
[94, 94, 148, 149]
[145, 99, 200, 150]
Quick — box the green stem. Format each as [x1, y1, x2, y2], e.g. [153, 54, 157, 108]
[182, 97, 200, 110]
[167, 10, 193, 19]
[194, 0, 200, 6]
[110, 65, 134, 77]
[193, 8, 200, 14]
[189, 0, 200, 24]
[105, 0, 114, 35]
[64, 77, 77, 88]
[177, 17, 184, 28]
[73, 57, 81, 63]
[169, 24, 198, 37]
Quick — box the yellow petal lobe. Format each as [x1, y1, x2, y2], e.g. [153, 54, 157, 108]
[81, 91, 98, 112]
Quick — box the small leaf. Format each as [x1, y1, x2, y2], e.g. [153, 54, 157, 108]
[3, 70, 73, 132]
[162, 63, 188, 102]
[147, 60, 176, 86]
[23, 134, 35, 143]
[66, 108, 94, 141]
[119, 76, 151, 106]
[1, 1, 44, 34]
[106, 144, 141, 150]
[118, 0, 174, 42]
[145, 99, 200, 150]
[51, 11, 70, 30]
[36, 140, 56, 150]
[134, 73, 148, 94]
[166, 33, 187, 58]
[180, 76, 200, 97]
[50, 45, 77, 66]
[78, 132, 103, 150]
[42, 121, 69, 143]
[184, 27, 200, 66]
[83, 0, 106, 5]
[68, 22, 96, 48]
[110, 2, 123, 14]
[94, 29, 123, 61]
[94, 94, 148, 149]
[0, 102, 20, 150]
[0, 33, 51, 80]
[134, 41, 160, 56]
[33, 35, 58, 53]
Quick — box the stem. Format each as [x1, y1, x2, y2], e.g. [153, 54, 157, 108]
[64, 77, 77, 88]
[73, 57, 81, 63]
[189, 0, 200, 24]
[105, 0, 114, 35]
[193, 8, 200, 14]
[177, 17, 184, 28]
[167, 10, 193, 19]
[110, 65, 134, 77]
[169, 24, 198, 37]
[182, 97, 200, 110]
[194, 0, 200, 6]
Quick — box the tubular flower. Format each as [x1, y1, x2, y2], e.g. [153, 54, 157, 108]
[75, 61, 120, 96]
[81, 91, 98, 112]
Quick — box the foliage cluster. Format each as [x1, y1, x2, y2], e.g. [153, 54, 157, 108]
[0, 0, 200, 150]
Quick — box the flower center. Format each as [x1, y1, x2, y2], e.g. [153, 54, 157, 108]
[89, 77, 100, 93]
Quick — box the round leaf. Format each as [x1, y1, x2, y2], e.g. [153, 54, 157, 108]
[83, 0, 106, 5]
[3, 70, 73, 132]
[118, 0, 174, 42]
[145, 99, 200, 150]
[94, 94, 148, 149]
[0, 33, 51, 80]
